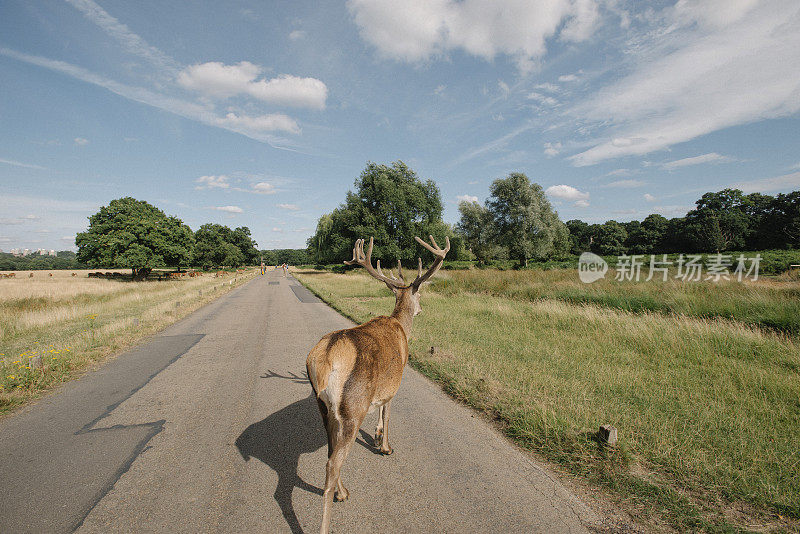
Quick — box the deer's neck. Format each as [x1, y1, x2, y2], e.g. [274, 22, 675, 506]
[390, 297, 414, 338]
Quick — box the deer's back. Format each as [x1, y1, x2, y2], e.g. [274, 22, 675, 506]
[306, 316, 408, 414]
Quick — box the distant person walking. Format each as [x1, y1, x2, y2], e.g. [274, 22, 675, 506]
[282, 263, 288, 277]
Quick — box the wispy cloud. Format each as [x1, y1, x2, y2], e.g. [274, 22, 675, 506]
[73, 137, 89, 146]
[732, 171, 800, 193]
[66, 0, 180, 73]
[0, 157, 47, 170]
[570, 2, 800, 165]
[661, 152, 737, 170]
[602, 179, 646, 188]
[456, 194, 479, 203]
[0, 48, 298, 148]
[277, 203, 300, 210]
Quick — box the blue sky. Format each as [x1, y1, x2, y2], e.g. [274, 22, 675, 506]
[1, 0, 799, 251]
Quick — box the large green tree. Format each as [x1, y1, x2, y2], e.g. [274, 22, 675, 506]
[76, 197, 194, 279]
[193, 224, 254, 268]
[485, 173, 569, 266]
[592, 221, 628, 256]
[456, 200, 502, 264]
[308, 161, 455, 264]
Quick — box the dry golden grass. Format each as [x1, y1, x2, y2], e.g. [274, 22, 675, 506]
[0, 269, 257, 414]
[294, 268, 800, 532]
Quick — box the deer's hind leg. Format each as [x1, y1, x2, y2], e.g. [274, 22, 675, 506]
[319, 407, 365, 534]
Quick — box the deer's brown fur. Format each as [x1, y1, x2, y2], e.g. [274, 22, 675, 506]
[306, 235, 449, 534]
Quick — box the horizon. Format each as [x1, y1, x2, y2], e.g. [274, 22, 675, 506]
[2, 1, 799, 252]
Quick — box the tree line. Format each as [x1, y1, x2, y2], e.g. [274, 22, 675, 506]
[0, 251, 86, 271]
[75, 197, 259, 278]
[565, 189, 800, 257]
[309, 161, 799, 268]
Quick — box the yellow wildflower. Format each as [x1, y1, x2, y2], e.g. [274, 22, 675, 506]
[7, 375, 15, 380]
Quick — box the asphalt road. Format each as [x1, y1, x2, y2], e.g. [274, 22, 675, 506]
[0, 269, 602, 533]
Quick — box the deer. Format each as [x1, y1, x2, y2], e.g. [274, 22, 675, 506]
[306, 235, 449, 534]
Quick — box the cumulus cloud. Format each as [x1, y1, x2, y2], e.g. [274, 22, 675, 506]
[195, 175, 231, 189]
[277, 203, 300, 210]
[570, 1, 800, 165]
[660, 152, 737, 170]
[211, 205, 243, 213]
[456, 194, 479, 203]
[543, 142, 562, 157]
[74, 137, 89, 146]
[545, 184, 589, 202]
[348, 0, 601, 72]
[214, 112, 300, 135]
[574, 199, 590, 208]
[178, 62, 328, 109]
[644, 193, 656, 202]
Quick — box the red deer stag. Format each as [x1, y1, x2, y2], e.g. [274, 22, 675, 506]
[306, 235, 449, 534]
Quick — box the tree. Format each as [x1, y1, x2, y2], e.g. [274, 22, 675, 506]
[592, 220, 628, 256]
[308, 161, 451, 264]
[486, 173, 569, 266]
[76, 197, 194, 279]
[685, 189, 750, 251]
[566, 219, 593, 254]
[230, 226, 260, 265]
[456, 201, 501, 264]
[193, 223, 248, 268]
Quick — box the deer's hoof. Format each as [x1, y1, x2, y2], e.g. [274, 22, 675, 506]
[379, 446, 393, 456]
[335, 487, 350, 502]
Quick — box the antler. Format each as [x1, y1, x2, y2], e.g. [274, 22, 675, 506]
[345, 235, 450, 290]
[344, 237, 407, 289]
[410, 235, 450, 289]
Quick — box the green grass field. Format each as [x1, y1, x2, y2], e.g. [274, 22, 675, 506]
[0, 268, 257, 414]
[294, 268, 800, 533]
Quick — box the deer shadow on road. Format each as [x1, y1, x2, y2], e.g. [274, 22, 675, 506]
[235, 371, 325, 534]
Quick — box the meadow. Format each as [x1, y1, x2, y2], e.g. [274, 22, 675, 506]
[293, 268, 800, 533]
[0, 268, 257, 414]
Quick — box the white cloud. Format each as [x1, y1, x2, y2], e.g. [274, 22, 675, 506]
[434, 84, 446, 95]
[644, 193, 656, 202]
[456, 194, 479, 203]
[543, 142, 562, 157]
[289, 30, 306, 40]
[211, 205, 243, 213]
[0, 158, 46, 170]
[661, 152, 737, 170]
[534, 83, 560, 92]
[66, 0, 179, 73]
[348, 0, 601, 72]
[603, 179, 646, 188]
[527, 92, 558, 106]
[558, 73, 578, 82]
[545, 184, 589, 201]
[74, 137, 89, 146]
[732, 171, 800, 193]
[570, 1, 800, 165]
[178, 62, 328, 110]
[574, 199, 590, 208]
[252, 182, 276, 195]
[195, 175, 230, 190]
[277, 203, 300, 210]
[498, 80, 510, 98]
[214, 112, 300, 135]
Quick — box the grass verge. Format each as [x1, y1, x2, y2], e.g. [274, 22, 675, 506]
[294, 268, 800, 533]
[0, 268, 257, 415]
